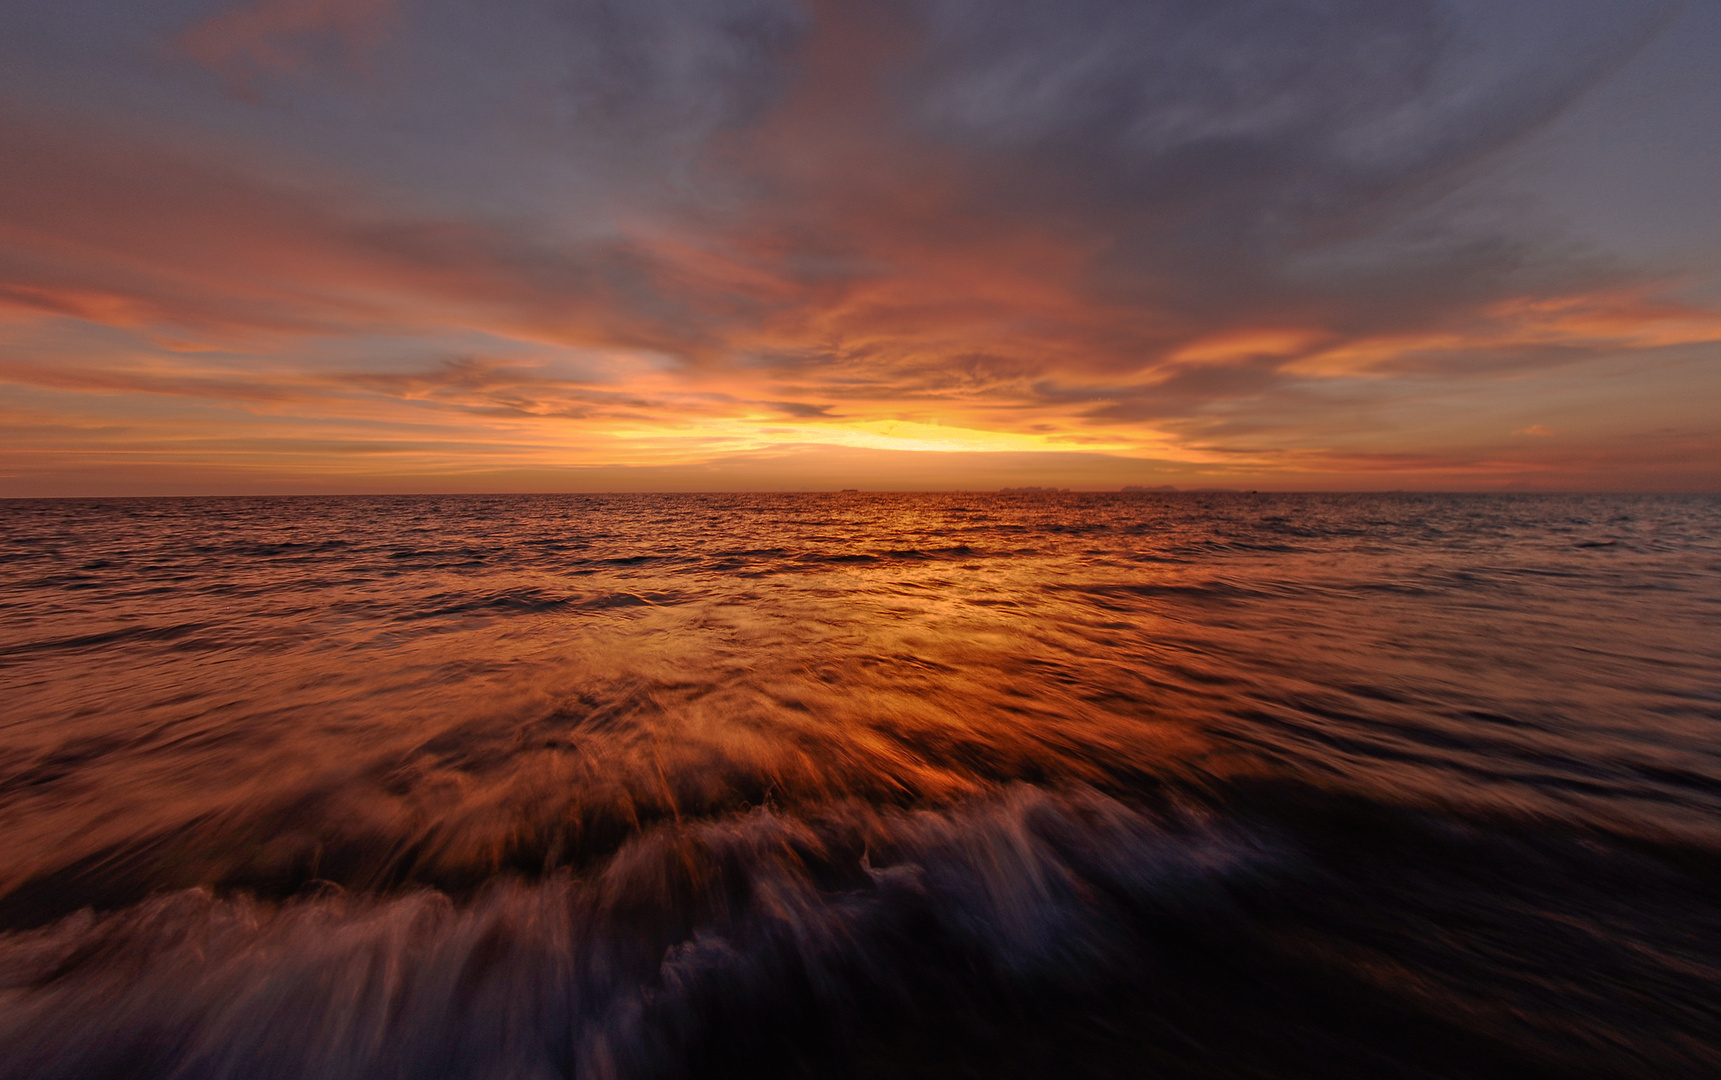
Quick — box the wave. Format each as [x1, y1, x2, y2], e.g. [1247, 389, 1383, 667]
[0, 787, 1263, 1080]
[9, 780, 1720, 1079]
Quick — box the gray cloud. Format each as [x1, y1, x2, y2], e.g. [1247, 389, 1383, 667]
[549, 0, 807, 139]
[365, 0, 809, 206]
[765, 400, 839, 418]
[908, 0, 1680, 237]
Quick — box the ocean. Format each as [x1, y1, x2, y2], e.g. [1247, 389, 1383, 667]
[1, 492, 1718, 1079]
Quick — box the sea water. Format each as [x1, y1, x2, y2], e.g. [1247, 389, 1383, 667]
[1, 492, 1718, 1078]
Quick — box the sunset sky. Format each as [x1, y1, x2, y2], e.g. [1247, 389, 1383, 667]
[3, 0, 1719, 494]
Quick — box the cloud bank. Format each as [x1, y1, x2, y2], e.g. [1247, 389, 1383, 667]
[0, 0, 1716, 492]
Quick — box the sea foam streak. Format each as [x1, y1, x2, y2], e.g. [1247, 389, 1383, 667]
[0, 788, 1261, 1080]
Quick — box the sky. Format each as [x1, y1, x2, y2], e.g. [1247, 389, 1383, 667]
[2, 0, 1719, 494]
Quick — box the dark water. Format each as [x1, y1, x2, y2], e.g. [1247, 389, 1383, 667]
[2, 492, 1719, 1079]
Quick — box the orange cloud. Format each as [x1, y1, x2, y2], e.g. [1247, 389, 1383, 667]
[1169, 329, 1329, 365]
[1485, 290, 1721, 350]
[1281, 287, 1721, 378]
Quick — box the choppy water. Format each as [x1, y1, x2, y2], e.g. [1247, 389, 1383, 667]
[2, 492, 1719, 1079]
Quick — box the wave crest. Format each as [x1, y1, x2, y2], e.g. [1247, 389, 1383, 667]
[0, 786, 1261, 1080]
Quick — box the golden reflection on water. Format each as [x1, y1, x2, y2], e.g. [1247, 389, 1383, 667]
[4, 491, 1718, 911]
[5, 556, 1224, 902]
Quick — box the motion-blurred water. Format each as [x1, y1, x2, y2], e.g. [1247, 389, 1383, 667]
[2, 492, 1718, 1079]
